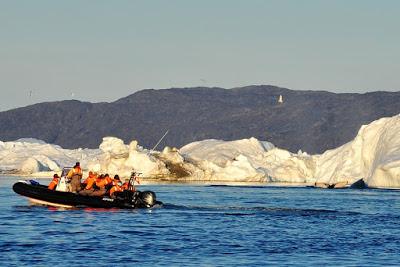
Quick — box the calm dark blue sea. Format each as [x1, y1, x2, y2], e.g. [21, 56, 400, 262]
[0, 177, 399, 266]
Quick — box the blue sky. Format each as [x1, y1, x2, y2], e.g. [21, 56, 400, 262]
[0, 0, 399, 111]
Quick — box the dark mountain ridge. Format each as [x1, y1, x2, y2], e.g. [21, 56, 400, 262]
[0, 85, 399, 154]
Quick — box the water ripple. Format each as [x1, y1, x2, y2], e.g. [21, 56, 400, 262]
[0, 177, 399, 266]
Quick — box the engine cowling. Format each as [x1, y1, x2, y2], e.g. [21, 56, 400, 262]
[138, 191, 157, 207]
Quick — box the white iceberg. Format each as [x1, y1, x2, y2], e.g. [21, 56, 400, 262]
[314, 115, 400, 188]
[0, 138, 101, 176]
[1, 114, 400, 188]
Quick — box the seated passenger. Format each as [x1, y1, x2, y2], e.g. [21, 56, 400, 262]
[122, 172, 140, 192]
[82, 171, 94, 184]
[122, 179, 134, 191]
[48, 174, 60, 190]
[113, 174, 120, 184]
[104, 173, 113, 187]
[109, 175, 123, 198]
[89, 174, 109, 197]
[79, 172, 98, 196]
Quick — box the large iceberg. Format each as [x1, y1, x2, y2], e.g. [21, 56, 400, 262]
[314, 115, 400, 188]
[179, 138, 273, 182]
[1, 114, 400, 188]
[87, 137, 170, 178]
[0, 138, 101, 175]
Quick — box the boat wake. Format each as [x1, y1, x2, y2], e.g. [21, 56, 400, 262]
[161, 203, 361, 216]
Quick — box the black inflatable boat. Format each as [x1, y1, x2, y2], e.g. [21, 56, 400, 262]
[13, 180, 162, 209]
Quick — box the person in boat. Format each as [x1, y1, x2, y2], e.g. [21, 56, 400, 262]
[113, 173, 142, 200]
[103, 173, 115, 195]
[88, 174, 110, 197]
[48, 174, 60, 190]
[104, 173, 113, 186]
[121, 179, 133, 191]
[109, 175, 123, 198]
[82, 171, 95, 185]
[67, 162, 83, 193]
[79, 171, 98, 196]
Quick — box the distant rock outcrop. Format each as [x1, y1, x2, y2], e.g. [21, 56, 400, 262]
[0, 85, 399, 153]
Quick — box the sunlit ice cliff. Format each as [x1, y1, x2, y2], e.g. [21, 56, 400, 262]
[1, 114, 400, 188]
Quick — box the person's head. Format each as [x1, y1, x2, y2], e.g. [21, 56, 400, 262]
[89, 171, 93, 176]
[74, 162, 80, 167]
[53, 174, 59, 178]
[99, 174, 104, 178]
[114, 175, 120, 180]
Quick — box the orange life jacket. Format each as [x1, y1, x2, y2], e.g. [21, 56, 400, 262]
[74, 166, 82, 175]
[104, 175, 113, 185]
[67, 166, 83, 178]
[83, 172, 96, 184]
[48, 177, 59, 190]
[95, 177, 109, 189]
[122, 182, 135, 192]
[110, 184, 123, 196]
[122, 182, 129, 190]
[84, 175, 97, 190]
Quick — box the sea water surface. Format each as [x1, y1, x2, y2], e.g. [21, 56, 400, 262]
[0, 177, 399, 266]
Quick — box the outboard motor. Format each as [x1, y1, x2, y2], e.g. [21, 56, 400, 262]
[116, 190, 159, 208]
[138, 191, 157, 208]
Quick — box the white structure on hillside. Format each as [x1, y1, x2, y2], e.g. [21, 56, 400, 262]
[278, 94, 283, 103]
